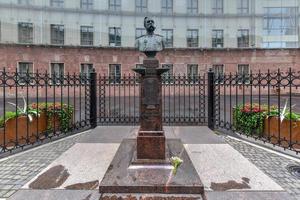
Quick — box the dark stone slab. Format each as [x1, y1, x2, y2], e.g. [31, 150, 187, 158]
[137, 131, 165, 160]
[99, 139, 204, 194]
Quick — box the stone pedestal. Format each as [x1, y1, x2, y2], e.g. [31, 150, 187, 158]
[133, 58, 169, 160]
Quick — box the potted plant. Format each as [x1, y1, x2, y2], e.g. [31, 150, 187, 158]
[0, 101, 74, 150]
[233, 103, 267, 136]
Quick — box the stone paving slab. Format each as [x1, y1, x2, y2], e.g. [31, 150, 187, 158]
[185, 144, 284, 191]
[23, 143, 119, 189]
[205, 191, 292, 200]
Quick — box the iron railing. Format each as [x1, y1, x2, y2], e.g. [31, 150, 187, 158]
[97, 74, 207, 126]
[213, 69, 300, 153]
[0, 68, 91, 154]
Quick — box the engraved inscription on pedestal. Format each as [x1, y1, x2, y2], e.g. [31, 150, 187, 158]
[143, 78, 159, 107]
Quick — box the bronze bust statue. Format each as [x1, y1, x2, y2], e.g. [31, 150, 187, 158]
[135, 17, 165, 57]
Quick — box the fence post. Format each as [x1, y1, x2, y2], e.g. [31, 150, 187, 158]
[89, 68, 97, 128]
[207, 68, 215, 130]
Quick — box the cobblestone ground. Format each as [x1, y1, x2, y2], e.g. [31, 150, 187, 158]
[225, 137, 300, 200]
[0, 133, 85, 198]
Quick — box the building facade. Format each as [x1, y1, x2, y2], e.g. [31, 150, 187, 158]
[0, 0, 299, 77]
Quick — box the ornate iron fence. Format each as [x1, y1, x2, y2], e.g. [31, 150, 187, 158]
[212, 68, 300, 153]
[0, 68, 91, 154]
[97, 74, 207, 126]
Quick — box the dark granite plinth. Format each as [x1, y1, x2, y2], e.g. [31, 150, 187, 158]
[137, 131, 165, 160]
[99, 139, 204, 194]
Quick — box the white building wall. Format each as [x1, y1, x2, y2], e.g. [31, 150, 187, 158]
[0, 0, 299, 48]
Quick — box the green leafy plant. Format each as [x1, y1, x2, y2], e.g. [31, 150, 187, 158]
[233, 103, 268, 135]
[233, 102, 300, 136]
[170, 156, 183, 175]
[0, 112, 20, 128]
[7, 96, 40, 122]
[30, 102, 74, 132]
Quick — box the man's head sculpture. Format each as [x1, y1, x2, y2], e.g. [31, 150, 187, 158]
[135, 17, 165, 57]
[144, 17, 155, 34]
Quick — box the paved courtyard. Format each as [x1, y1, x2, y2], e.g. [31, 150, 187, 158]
[0, 126, 299, 200]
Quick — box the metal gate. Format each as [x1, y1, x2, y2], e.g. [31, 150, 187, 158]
[97, 75, 207, 126]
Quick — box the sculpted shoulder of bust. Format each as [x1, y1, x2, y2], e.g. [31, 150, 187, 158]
[135, 17, 165, 57]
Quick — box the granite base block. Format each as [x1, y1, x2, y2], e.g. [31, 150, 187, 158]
[99, 139, 204, 194]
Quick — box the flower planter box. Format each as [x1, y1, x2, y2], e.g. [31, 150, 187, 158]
[264, 117, 300, 143]
[0, 112, 60, 149]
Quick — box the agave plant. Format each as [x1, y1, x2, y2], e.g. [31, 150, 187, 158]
[8, 96, 40, 122]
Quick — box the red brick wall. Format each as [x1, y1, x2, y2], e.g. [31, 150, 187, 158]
[0, 44, 299, 74]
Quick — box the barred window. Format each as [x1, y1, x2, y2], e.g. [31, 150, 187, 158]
[162, 29, 173, 48]
[237, 29, 249, 48]
[212, 64, 224, 83]
[109, 64, 121, 84]
[237, 64, 250, 84]
[187, 0, 198, 14]
[237, 0, 249, 14]
[162, 0, 173, 14]
[187, 29, 198, 47]
[135, 28, 146, 39]
[80, 26, 93, 46]
[162, 64, 173, 84]
[109, 27, 121, 47]
[50, 0, 64, 7]
[81, 0, 93, 10]
[212, 29, 223, 48]
[136, 0, 147, 13]
[51, 24, 64, 45]
[212, 0, 223, 14]
[51, 63, 64, 85]
[109, 0, 121, 11]
[18, 22, 33, 44]
[18, 62, 33, 84]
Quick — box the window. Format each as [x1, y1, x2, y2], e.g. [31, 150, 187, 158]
[51, 24, 64, 45]
[18, 62, 33, 84]
[109, 27, 121, 47]
[237, 64, 250, 84]
[135, 28, 146, 39]
[81, 0, 93, 10]
[263, 7, 298, 37]
[109, 0, 121, 11]
[237, 0, 249, 14]
[162, 0, 173, 14]
[262, 41, 298, 48]
[187, 64, 198, 83]
[109, 64, 121, 84]
[51, 63, 64, 85]
[162, 29, 173, 48]
[237, 29, 249, 48]
[50, 0, 64, 7]
[187, 0, 198, 14]
[18, 0, 31, 5]
[212, 0, 223, 14]
[18, 22, 33, 44]
[80, 26, 93, 46]
[212, 64, 224, 83]
[212, 29, 223, 48]
[80, 64, 93, 82]
[136, 0, 147, 13]
[187, 29, 198, 47]
[162, 64, 173, 84]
